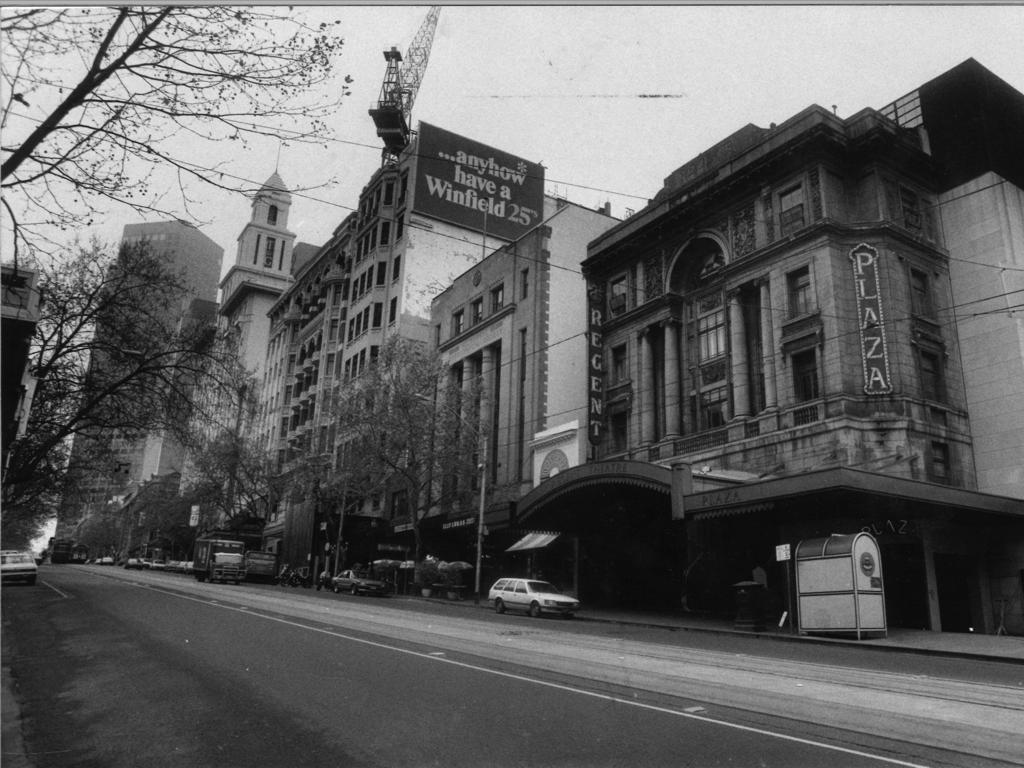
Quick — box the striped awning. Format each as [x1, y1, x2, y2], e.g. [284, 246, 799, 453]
[506, 532, 560, 553]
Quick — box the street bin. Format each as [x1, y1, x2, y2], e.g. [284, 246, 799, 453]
[796, 532, 886, 639]
[732, 580, 767, 632]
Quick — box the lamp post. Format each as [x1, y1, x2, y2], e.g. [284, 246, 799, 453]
[474, 434, 487, 605]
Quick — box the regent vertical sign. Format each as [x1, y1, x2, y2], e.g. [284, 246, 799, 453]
[587, 283, 606, 445]
[414, 123, 545, 241]
[850, 243, 893, 395]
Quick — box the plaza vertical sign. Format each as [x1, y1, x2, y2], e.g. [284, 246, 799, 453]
[414, 122, 545, 241]
[587, 283, 606, 445]
[850, 243, 893, 395]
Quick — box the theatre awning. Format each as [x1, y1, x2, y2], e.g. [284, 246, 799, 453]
[506, 532, 560, 552]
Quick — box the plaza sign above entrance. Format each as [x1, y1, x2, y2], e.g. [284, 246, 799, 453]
[849, 243, 893, 395]
[414, 122, 545, 241]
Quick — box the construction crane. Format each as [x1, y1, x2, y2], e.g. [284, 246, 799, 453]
[369, 6, 441, 164]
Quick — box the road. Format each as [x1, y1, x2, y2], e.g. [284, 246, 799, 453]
[3, 565, 1022, 768]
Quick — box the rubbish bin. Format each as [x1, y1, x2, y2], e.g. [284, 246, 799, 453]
[733, 580, 767, 631]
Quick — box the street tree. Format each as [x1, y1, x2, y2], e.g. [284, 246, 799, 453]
[327, 336, 483, 565]
[1, 6, 350, 260]
[0, 237, 231, 543]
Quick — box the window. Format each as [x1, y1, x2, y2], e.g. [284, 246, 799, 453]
[792, 348, 819, 402]
[268, 205, 278, 225]
[697, 309, 726, 361]
[521, 268, 529, 299]
[372, 302, 383, 328]
[787, 266, 813, 318]
[383, 181, 394, 206]
[910, 268, 934, 317]
[929, 441, 950, 483]
[376, 262, 387, 286]
[284, 384, 292, 403]
[610, 410, 629, 452]
[452, 310, 465, 336]
[491, 284, 504, 312]
[471, 298, 484, 325]
[380, 221, 391, 246]
[264, 236, 276, 268]
[611, 344, 628, 384]
[609, 276, 628, 315]
[395, 211, 405, 241]
[900, 186, 922, 230]
[699, 386, 728, 429]
[779, 185, 805, 236]
[389, 296, 397, 324]
[392, 255, 401, 281]
[918, 349, 945, 401]
[329, 318, 339, 341]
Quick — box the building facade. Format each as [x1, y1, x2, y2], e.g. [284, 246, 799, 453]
[1, 263, 41, 477]
[516, 61, 1023, 633]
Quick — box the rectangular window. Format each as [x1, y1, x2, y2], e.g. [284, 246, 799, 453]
[376, 261, 387, 286]
[699, 386, 728, 429]
[392, 255, 401, 281]
[329, 318, 339, 341]
[901, 186, 922, 230]
[452, 310, 464, 336]
[396, 212, 405, 241]
[792, 348, 819, 402]
[609, 276, 627, 315]
[284, 384, 292, 403]
[787, 266, 812, 318]
[326, 353, 335, 379]
[372, 302, 383, 328]
[471, 298, 484, 325]
[389, 296, 398, 324]
[383, 181, 394, 206]
[369, 226, 377, 251]
[918, 349, 945, 401]
[778, 185, 805, 236]
[287, 355, 296, 374]
[380, 221, 391, 246]
[253, 234, 261, 265]
[697, 309, 726, 361]
[611, 344, 628, 384]
[521, 268, 529, 299]
[610, 410, 629, 452]
[491, 284, 504, 312]
[929, 441, 950, 483]
[264, 236, 276, 268]
[910, 268, 934, 317]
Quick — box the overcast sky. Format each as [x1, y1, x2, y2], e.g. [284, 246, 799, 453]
[11, 4, 1024, 275]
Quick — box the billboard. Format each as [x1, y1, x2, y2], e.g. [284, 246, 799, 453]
[413, 122, 545, 241]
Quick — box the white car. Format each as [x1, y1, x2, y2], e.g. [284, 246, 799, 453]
[1, 550, 38, 586]
[488, 578, 579, 618]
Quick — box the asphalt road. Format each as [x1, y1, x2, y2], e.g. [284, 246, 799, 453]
[3, 566, 1023, 768]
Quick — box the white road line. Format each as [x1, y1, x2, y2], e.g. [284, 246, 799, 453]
[39, 580, 70, 599]
[143, 583, 932, 768]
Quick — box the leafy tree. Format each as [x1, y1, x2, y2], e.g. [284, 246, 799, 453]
[1, 237, 230, 542]
[1, 6, 349, 259]
[327, 337, 483, 564]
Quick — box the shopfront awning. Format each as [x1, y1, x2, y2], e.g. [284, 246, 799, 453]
[506, 532, 560, 552]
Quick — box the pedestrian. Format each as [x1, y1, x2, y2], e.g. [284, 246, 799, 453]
[317, 566, 331, 591]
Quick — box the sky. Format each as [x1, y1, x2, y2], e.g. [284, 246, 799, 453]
[12, 3, 1022, 280]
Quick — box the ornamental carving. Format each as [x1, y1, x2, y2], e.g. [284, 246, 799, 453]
[644, 252, 664, 299]
[732, 204, 756, 258]
[701, 360, 727, 385]
[698, 292, 722, 313]
[763, 193, 775, 242]
[809, 167, 823, 221]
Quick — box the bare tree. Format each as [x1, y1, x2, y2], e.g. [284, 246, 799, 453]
[1, 237, 231, 541]
[1, 6, 350, 259]
[328, 337, 482, 564]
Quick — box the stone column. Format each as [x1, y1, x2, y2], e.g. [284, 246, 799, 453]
[639, 328, 655, 444]
[729, 291, 750, 419]
[759, 279, 778, 409]
[461, 355, 477, 427]
[663, 318, 681, 437]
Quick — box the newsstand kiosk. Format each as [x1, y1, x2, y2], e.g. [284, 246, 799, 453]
[795, 532, 887, 639]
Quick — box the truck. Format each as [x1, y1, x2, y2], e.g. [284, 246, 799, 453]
[192, 537, 246, 584]
[244, 550, 278, 583]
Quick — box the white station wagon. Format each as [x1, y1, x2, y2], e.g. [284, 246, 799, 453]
[488, 578, 579, 618]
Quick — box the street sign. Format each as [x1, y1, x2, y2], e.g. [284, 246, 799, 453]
[189, 505, 200, 527]
[776, 543, 791, 562]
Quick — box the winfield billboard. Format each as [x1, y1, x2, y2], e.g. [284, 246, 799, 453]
[413, 122, 545, 241]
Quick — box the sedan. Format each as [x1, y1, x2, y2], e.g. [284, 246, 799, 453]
[1, 551, 38, 586]
[331, 569, 389, 596]
[123, 557, 144, 570]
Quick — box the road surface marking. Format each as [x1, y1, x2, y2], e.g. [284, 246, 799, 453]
[39, 580, 70, 599]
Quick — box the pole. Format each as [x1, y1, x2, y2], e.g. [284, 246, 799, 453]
[334, 483, 347, 576]
[474, 434, 487, 604]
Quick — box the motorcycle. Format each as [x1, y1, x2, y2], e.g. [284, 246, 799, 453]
[275, 564, 294, 586]
[288, 566, 312, 588]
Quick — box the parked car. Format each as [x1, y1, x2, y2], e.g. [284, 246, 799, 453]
[123, 557, 144, 570]
[148, 560, 167, 571]
[331, 569, 388, 596]
[98, 556, 115, 565]
[488, 578, 579, 618]
[1, 551, 38, 586]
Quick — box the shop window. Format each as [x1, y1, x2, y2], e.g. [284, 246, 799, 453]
[910, 268, 934, 317]
[917, 348, 945, 402]
[491, 284, 504, 312]
[792, 348, 819, 402]
[787, 266, 813, 318]
[471, 298, 483, 325]
[697, 308, 726, 361]
[778, 185, 805, 237]
[611, 344, 628, 384]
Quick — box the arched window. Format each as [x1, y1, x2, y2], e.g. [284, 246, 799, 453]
[268, 205, 278, 226]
